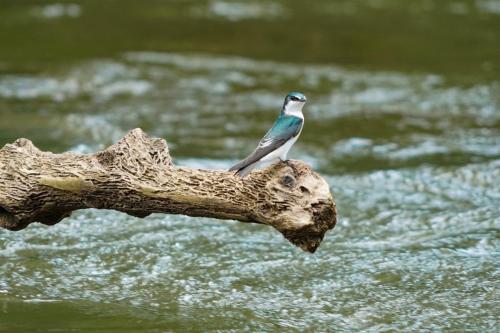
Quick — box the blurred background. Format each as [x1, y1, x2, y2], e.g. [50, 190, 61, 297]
[0, 0, 499, 331]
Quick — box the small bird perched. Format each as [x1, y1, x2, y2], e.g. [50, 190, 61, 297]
[229, 92, 306, 177]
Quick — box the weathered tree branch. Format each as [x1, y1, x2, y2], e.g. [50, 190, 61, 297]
[0, 129, 336, 252]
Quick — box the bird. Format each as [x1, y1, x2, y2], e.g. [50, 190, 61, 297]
[229, 92, 306, 177]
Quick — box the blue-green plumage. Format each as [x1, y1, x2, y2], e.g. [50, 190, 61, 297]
[230, 92, 306, 177]
[262, 114, 303, 144]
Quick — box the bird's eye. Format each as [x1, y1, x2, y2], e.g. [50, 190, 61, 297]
[291, 96, 299, 101]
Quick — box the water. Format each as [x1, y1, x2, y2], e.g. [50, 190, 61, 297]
[1, 0, 499, 331]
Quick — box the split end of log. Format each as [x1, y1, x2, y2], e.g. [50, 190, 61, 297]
[0, 129, 337, 253]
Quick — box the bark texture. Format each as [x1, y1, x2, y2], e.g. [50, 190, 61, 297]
[0, 129, 336, 252]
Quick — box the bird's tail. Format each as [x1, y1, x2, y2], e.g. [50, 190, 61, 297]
[229, 160, 259, 178]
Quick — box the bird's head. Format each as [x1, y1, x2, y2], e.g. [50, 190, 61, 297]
[282, 92, 307, 116]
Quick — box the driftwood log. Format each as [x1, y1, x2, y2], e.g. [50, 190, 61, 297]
[0, 129, 336, 252]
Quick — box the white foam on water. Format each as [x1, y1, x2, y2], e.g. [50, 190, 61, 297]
[476, 0, 500, 14]
[191, 1, 285, 21]
[33, 3, 81, 19]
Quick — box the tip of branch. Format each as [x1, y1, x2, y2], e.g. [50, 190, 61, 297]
[280, 199, 337, 253]
[250, 160, 337, 253]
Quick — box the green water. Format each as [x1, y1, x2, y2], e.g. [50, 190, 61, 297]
[1, 0, 499, 331]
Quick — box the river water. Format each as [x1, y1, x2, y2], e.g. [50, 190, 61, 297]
[0, 1, 499, 331]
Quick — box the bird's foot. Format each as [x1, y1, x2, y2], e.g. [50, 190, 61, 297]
[283, 159, 298, 174]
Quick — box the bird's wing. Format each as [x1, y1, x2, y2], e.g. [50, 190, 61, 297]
[229, 115, 303, 172]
